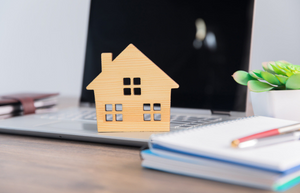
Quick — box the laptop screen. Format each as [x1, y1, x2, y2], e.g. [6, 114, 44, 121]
[80, 0, 254, 112]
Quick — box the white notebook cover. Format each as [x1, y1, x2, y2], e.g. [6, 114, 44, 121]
[150, 116, 300, 172]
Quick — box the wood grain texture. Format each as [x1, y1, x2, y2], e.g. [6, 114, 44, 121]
[2, 134, 300, 193]
[87, 44, 179, 132]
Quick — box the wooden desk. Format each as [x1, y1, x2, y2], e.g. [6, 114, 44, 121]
[0, 134, 299, 193]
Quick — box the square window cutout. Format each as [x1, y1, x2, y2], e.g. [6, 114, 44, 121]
[134, 88, 141, 95]
[123, 78, 130, 85]
[115, 114, 123, 121]
[143, 103, 150, 111]
[124, 88, 131, 95]
[105, 104, 113, 111]
[153, 103, 161, 111]
[154, 113, 161, 121]
[144, 114, 151, 121]
[106, 114, 113, 121]
[134, 77, 141, 85]
[115, 104, 122, 111]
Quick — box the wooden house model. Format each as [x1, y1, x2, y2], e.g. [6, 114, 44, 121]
[87, 44, 179, 132]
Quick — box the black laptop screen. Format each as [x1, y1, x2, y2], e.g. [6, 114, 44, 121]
[80, 0, 254, 112]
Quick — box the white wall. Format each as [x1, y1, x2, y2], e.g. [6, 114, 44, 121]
[245, 0, 300, 115]
[0, 0, 90, 97]
[250, 0, 300, 70]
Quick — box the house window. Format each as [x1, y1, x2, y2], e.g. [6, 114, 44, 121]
[154, 114, 161, 121]
[153, 103, 161, 111]
[142, 103, 162, 121]
[105, 104, 113, 111]
[115, 114, 123, 121]
[123, 88, 131, 95]
[144, 114, 151, 121]
[106, 114, 113, 121]
[143, 103, 151, 111]
[105, 104, 123, 122]
[134, 77, 141, 85]
[134, 88, 141, 95]
[123, 78, 130, 85]
[123, 77, 141, 96]
[115, 104, 122, 111]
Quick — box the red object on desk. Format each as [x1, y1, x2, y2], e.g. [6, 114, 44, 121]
[238, 129, 280, 142]
[231, 123, 300, 148]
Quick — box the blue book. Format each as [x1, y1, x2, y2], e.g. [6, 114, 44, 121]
[141, 149, 300, 191]
[143, 116, 300, 191]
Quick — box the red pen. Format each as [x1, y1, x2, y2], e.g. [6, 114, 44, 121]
[231, 123, 300, 148]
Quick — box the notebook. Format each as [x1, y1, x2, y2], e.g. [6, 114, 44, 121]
[149, 116, 300, 172]
[142, 116, 300, 190]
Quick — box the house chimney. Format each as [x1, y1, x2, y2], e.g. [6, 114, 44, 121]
[101, 53, 112, 71]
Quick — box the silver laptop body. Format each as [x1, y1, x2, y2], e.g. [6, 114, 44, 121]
[0, 106, 245, 146]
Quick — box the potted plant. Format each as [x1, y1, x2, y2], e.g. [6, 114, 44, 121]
[232, 60, 300, 121]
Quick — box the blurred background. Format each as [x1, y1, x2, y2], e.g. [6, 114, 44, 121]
[0, 0, 299, 98]
[0, 0, 90, 97]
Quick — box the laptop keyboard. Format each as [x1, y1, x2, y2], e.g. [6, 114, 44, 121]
[170, 115, 221, 129]
[40, 109, 222, 130]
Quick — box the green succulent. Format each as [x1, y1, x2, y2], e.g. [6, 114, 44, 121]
[232, 61, 300, 92]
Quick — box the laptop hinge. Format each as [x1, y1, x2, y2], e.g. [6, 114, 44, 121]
[211, 110, 231, 116]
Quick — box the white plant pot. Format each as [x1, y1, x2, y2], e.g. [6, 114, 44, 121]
[250, 90, 300, 122]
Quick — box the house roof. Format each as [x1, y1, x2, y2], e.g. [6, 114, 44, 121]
[87, 44, 179, 90]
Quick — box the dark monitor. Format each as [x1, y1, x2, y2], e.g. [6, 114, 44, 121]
[80, 0, 254, 112]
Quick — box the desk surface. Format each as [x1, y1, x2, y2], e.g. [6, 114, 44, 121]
[0, 133, 299, 193]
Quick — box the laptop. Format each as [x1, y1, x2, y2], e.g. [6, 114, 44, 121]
[0, 0, 254, 147]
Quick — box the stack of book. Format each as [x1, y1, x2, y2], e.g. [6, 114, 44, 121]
[141, 116, 300, 191]
[0, 93, 58, 119]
